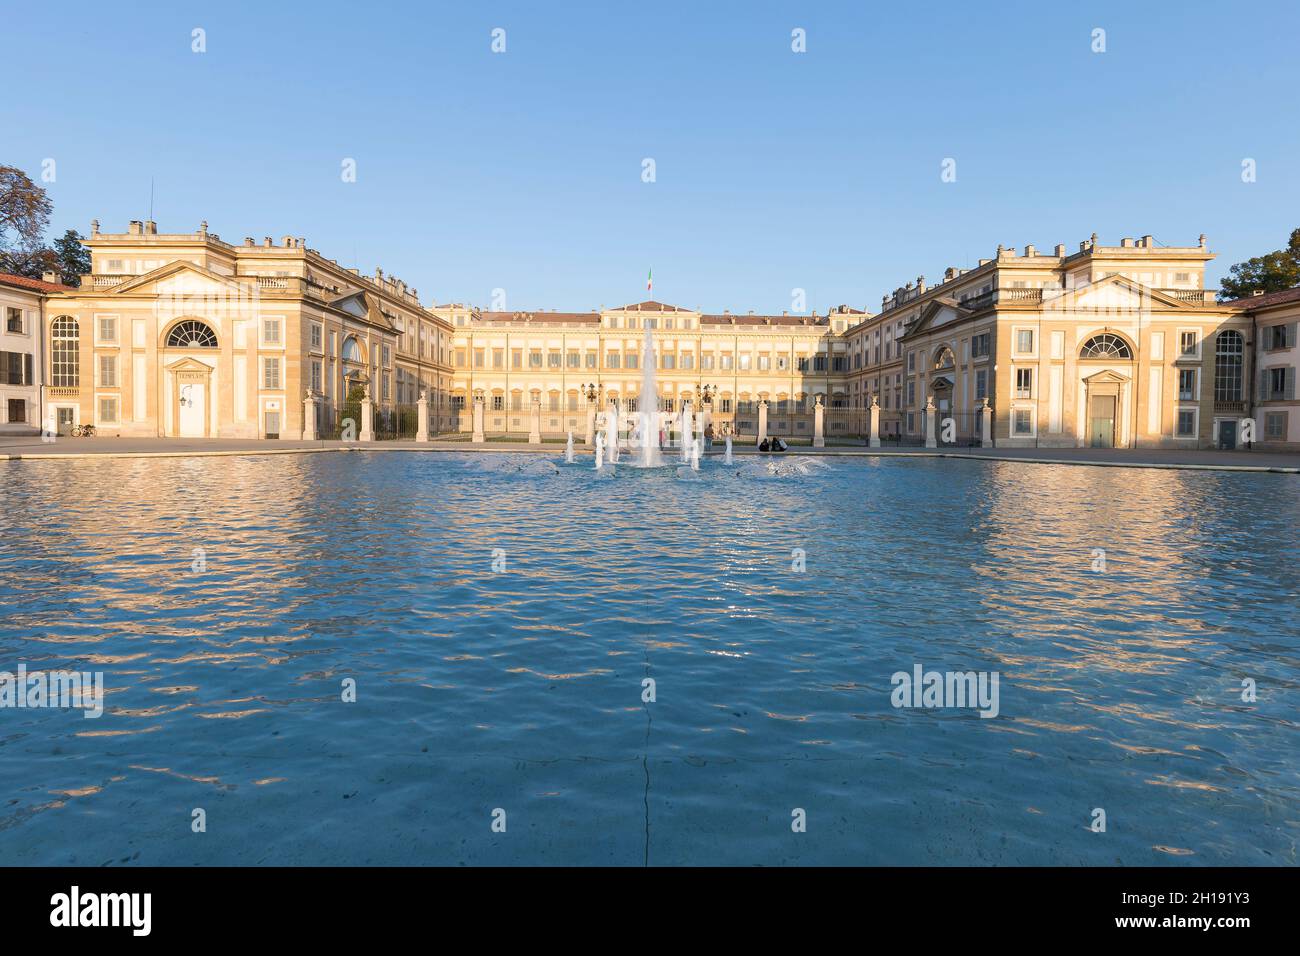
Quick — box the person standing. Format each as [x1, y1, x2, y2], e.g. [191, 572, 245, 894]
[704, 422, 715, 450]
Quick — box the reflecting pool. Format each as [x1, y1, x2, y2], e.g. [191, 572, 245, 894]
[1, 451, 1297, 865]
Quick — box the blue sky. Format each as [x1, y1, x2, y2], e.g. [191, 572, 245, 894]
[3, 0, 1298, 312]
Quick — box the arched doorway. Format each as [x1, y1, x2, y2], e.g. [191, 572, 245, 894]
[1078, 333, 1135, 448]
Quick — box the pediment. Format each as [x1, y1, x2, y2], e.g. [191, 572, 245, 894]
[1082, 368, 1130, 384]
[1045, 274, 1192, 313]
[164, 356, 215, 373]
[110, 261, 243, 297]
[908, 297, 970, 336]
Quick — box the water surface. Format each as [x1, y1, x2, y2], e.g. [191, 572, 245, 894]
[1, 451, 1296, 865]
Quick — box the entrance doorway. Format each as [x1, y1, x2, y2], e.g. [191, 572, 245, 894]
[1218, 420, 1237, 450]
[56, 407, 75, 436]
[178, 383, 207, 437]
[1089, 394, 1116, 448]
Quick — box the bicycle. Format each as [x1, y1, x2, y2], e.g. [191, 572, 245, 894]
[70, 424, 97, 438]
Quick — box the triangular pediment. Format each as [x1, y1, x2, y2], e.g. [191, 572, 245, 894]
[164, 356, 215, 373]
[110, 261, 243, 296]
[327, 289, 394, 329]
[906, 297, 971, 337]
[1045, 274, 1193, 312]
[1082, 368, 1130, 384]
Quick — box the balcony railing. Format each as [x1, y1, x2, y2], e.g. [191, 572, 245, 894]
[46, 387, 80, 398]
[1214, 400, 1248, 413]
[91, 275, 131, 289]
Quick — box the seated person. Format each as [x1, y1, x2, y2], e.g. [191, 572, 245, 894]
[772, 437, 788, 452]
[759, 438, 770, 452]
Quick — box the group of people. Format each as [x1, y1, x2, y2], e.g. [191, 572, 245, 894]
[758, 436, 789, 452]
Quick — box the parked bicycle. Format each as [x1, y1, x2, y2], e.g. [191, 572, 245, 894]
[70, 424, 97, 438]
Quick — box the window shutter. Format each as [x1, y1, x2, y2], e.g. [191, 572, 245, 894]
[1288, 323, 1298, 349]
[1259, 368, 1269, 401]
[1287, 367, 1297, 402]
[24, 353, 33, 386]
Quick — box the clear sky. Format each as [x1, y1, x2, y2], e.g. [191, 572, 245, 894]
[3, 0, 1298, 313]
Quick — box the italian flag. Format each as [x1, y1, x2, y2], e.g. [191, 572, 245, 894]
[646, 268, 652, 292]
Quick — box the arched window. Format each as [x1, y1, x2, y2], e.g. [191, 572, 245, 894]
[341, 336, 363, 363]
[1214, 330, 1244, 402]
[933, 346, 955, 370]
[166, 320, 218, 348]
[1079, 333, 1133, 359]
[51, 316, 79, 386]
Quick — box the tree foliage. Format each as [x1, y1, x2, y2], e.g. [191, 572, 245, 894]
[1218, 228, 1300, 301]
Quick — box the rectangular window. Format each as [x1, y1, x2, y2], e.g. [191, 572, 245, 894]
[681, 353, 694, 370]
[473, 349, 485, 368]
[493, 349, 505, 369]
[626, 353, 638, 370]
[975, 369, 987, 400]
[907, 351, 915, 373]
[719, 398, 732, 413]
[1176, 409, 1196, 437]
[3, 351, 32, 386]
[567, 351, 580, 368]
[1015, 329, 1034, 355]
[721, 355, 734, 370]
[97, 315, 117, 343]
[813, 355, 827, 371]
[739, 354, 751, 371]
[1178, 368, 1196, 401]
[263, 357, 281, 390]
[98, 354, 117, 387]
[1264, 411, 1287, 440]
[262, 318, 281, 345]
[906, 381, 915, 406]
[310, 360, 322, 392]
[1179, 331, 1198, 357]
[511, 349, 523, 368]
[585, 352, 596, 369]
[310, 323, 322, 349]
[662, 354, 675, 370]
[758, 355, 770, 371]
[1013, 409, 1033, 435]
[7, 398, 26, 422]
[701, 354, 714, 370]
[1015, 368, 1032, 398]
[529, 351, 543, 368]
[971, 332, 990, 358]
[454, 349, 466, 368]
[607, 352, 620, 369]
[548, 352, 562, 369]
[492, 395, 504, 411]
[98, 396, 119, 423]
[5, 308, 22, 334]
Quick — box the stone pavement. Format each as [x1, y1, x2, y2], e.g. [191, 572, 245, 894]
[2, 434, 1298, 473]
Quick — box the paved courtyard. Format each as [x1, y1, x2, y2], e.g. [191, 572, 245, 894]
[2, 434, 1297, 472]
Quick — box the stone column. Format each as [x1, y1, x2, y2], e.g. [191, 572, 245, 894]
[416, 389, 429, 442]
[980, 398, 993, 448]
[529, 400, 541, 444]
[585, 400, 596, 447]
[472, 397, 485, 443]
[302, 390, 319, 441]
[359, 386, 374, 442]
[868, 397, 881, 448]
[924, 397, 937, 448]
[813, 396, 825, 448]
[756, 400, 768, 445]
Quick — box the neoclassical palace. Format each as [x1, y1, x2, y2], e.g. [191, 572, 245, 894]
[9, 221, 1297, 449]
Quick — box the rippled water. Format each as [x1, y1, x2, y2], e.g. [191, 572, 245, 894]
[1, 451, 1297, 866]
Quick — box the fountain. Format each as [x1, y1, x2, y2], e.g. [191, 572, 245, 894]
[690, 437, 701, 471]
[632, 320, 665, 468]
[604, 411, 619, 463]
[724, 434, 733, 464]
[594, 431, 605, 470]
[565, 431, 574, 463]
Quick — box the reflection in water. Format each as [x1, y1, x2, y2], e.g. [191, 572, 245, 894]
[0, 452, 1296, 865]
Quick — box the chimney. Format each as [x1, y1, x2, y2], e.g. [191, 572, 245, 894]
[263, 237, 273, 247]
[1199, 234, 1207, 249]
[1024, 244, 1036, 257]
[128, 220, 143, 235]
[90, 219, 100, 236]
[199, 221, 208, 236]
[1142, 234, 1153, 248]
[145, 220, 157, 235]
[1054, 244, 1066, 256]
[244, 237, 254, 246]
[281, 235, 293, 247]
[42, 271, 60, 285]
[1121, 237, 1134, 248]
[1253, 290, 1265, 297]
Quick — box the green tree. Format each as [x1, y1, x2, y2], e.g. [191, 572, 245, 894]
[0, 165, 53, 277]
[52, 229, 91, 286]
[1218, 228, 1300, 301]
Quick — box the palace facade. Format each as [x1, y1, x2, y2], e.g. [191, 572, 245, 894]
[31, 220, 456, 440]
[13, 222, 1295, 451]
